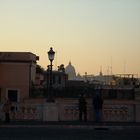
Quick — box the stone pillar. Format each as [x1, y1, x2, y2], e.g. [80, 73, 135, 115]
[135, 88, 140, 100]
[134, 88, 140, 122]
[135, 104, 140, 122]
[43, 103, 59, 121]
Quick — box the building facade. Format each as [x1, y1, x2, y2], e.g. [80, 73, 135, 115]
[0, 52, 39, 103]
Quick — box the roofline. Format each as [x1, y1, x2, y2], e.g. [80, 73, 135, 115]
[0, 51, 37, 55]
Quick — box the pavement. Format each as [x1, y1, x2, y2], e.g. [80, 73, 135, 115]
[1, 121, 140, 130]
[1, 121, 140, 140]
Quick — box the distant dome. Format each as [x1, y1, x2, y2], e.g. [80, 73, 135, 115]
[65, 61, 76, 80]
[76, 73, 84, 81]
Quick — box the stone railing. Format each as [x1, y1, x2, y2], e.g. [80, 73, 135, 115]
[0, 103, 43, 121]
[60, 104, 93, 121]
[59, 103, 135, 122]
[0, 102, 136, 122]
[103, 104, 134, 122]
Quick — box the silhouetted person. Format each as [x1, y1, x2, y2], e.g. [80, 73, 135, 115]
[93, 93, 103, 122]
[3, 99, 11, 123]
[78, 94, 87, 122]
[11, 105, 17, 120]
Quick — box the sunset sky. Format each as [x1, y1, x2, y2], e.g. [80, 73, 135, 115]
[0, 0, 140, 76]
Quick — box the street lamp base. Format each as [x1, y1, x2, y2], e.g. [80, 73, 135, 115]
[43, 102, 58, 121]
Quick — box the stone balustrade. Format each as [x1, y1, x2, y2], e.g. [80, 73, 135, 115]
[0, 101, 138, 122]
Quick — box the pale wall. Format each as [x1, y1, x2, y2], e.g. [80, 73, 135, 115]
[0, 63, 30, 102]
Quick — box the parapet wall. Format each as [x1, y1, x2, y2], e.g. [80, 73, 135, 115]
[0, 98, 139, 122]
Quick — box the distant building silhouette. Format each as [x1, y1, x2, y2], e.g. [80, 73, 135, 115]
[43, 70, 68, 90]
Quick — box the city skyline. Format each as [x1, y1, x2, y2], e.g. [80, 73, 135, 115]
[0, 0, 140, 75]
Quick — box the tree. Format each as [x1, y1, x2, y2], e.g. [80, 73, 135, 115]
[36, 65, 44, 74]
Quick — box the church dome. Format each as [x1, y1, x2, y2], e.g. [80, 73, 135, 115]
[65, 62, 76, 80]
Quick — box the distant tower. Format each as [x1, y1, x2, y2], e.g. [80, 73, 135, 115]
[110, 56, 113, 75]
[65, 61, 76, 80]
[99, 66, 103, 76]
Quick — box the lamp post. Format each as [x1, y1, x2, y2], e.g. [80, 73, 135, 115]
[47, 47, 55, 102]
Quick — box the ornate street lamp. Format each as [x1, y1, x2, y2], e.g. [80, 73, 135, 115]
[48, 47, 55, 62]
[47, 47, 55, 102]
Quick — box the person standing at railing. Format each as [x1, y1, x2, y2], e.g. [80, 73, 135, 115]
[3, 99, 12, 123]
[93, 91, 103, 122]
[78, 94, 87, 122]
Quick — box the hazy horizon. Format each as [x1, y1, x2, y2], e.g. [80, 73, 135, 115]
[0, 0, 140, 75]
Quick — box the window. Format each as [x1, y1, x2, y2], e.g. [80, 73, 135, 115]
[8, 90, 18, 102]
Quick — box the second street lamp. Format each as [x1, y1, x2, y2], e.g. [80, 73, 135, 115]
[47, 47, 55, 102]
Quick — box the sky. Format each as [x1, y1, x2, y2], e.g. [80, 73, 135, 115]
[0, 0, 140, 76]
